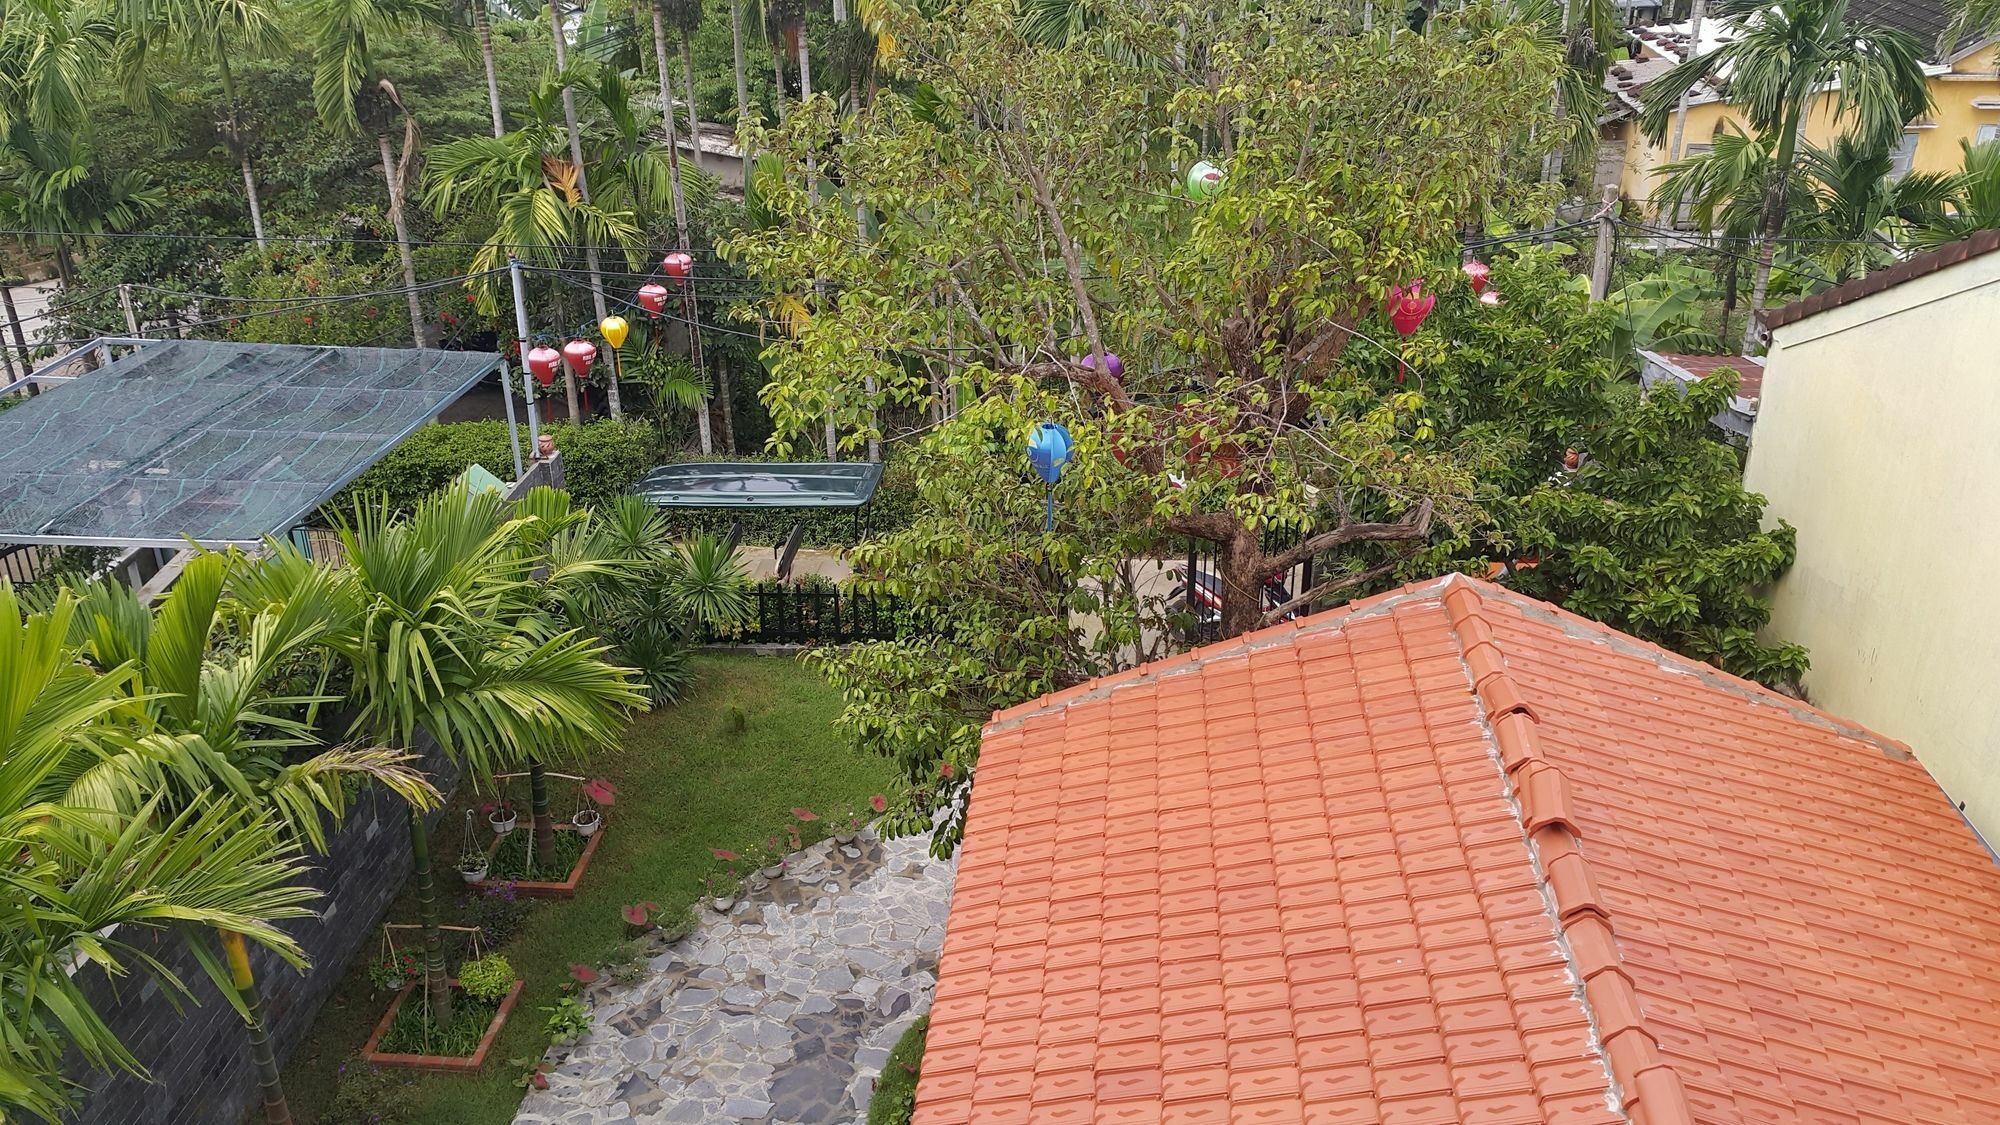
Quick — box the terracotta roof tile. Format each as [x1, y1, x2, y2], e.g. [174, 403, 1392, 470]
[921, 575, 2000, 1122]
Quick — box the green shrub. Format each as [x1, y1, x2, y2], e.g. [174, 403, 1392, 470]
[457, 955, 516, 1004]
[867, 1015, 929, 1125]
[324, 419, 660, 518]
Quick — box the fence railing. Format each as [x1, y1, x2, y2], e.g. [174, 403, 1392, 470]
[0, 542, 44, 586]
[705, 583, 905, 645]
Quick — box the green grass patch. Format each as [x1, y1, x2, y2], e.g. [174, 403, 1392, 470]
[284, 653, 896, 1125]
[486, 827, 587, 881]
[867, 1015, 929, 1125]
[376, 990, 500, 1057]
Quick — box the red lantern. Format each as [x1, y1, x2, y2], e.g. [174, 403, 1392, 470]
[562, 338, 598, 376]
[526, 345, 562, 388]
[638, 283, 670, 317]
[662, 252, 693, 281]
[1387, 280, 1436, 337]
[1462, 258, 1490, 295]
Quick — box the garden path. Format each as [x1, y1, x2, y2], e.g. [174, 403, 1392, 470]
[513, 830, 955, 1124]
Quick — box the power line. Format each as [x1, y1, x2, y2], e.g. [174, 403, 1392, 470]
[1619, 222, 1839, 289]
[0, 226, 730, 256]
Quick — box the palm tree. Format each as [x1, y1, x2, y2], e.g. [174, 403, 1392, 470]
[0, 583, 320, 1123]
[1794, 132, 1957, 281]
[306, 0, 453, 348]
[50, 553, 440, 1125]
[1639, 0, 1931, 350]
[454, 0, 507, 137]
[0, 123, 165, 289]
[641, 0, 713, 450]
[731, 0, 750, 134]
[233, 485, 646, 1027]
[0, 0, 118, 137]
[1912, 137, 2000, 247]
[544, 0, 625, 419]
[115, 0, 282, 248]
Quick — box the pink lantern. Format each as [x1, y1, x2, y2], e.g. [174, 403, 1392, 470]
[1386, 280, 1436, 337]
[537, 433, 556, 459]
[662, 252, 693, 281]
[1079, 352, 1124, 379]
[526, 345, 563, 388]
[562, 338, 598, 376]
[1462, 258, 1491, 295]
[638, 283, 670, 318]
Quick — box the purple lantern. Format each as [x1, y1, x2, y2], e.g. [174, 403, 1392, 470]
[1078, 352, 1124, 379]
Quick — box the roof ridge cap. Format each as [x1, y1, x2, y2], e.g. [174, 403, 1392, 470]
[1441, 580, 1696, 1125]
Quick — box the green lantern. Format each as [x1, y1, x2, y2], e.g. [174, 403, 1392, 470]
[1186, 161, 1224, 200]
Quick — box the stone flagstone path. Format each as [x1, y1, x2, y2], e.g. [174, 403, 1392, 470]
[514, 830, 955, 1124]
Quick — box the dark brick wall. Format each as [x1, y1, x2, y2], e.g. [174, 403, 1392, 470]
[59, 735, 460, 1125]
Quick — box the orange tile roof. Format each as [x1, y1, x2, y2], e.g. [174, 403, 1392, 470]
[914, 575, 2000, 1125]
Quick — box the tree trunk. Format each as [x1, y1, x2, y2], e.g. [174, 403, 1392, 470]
[681, 40, 705, 174]
[1217, 526, 1265, 640]
[651, 3, 711, 453]
[474, 0, 506, 138]
[220, 930, 293, 1125]
[408, 807, 452, 1027]
[796, 18, 813, 101]
[529, 760, 557, 859]
[1742, 107, 1801, 352]
[715, 347, 735, 452]
[377, 134, 428, 349]
[771, 29, 788, 120]
[214, 38, 268, 251]
[1720, 251, 1738, 342]
[549, 0, 618, 420]
[732, 0, 751, 132]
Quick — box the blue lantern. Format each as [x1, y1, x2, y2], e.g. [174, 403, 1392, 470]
[1026, 422, 1073, 531]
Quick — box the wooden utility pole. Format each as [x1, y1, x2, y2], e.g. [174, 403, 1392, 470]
[118, 284, 143, 336]
[0, 279, 33, 385]
[1589, 185, 1619, 300]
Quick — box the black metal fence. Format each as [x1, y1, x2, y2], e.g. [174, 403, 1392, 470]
[704, 582, 907, 645]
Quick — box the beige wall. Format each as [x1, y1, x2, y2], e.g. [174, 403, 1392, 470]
[1615, 42, 2000, 211]
[1746, 252, 2000, 845]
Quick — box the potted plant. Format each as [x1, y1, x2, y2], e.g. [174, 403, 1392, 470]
[367, 949, 421, 994]
[458, 846, 490, 884]
[458, 955, 516, 1005]
[485, 798, 517, 836]
[701, 872, 737, 913]
[760, 835, 787, 879]
[572, 806, 601, 836]
[573, 778, 613, 836]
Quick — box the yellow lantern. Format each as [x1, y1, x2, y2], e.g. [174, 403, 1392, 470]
[599, 315, 630, 350]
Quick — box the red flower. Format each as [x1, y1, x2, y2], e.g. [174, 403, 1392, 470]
[466, 292, 477, 303]
[711, 848, 738, 861]
[791, 807, 819, 822]
[869, 794, 887, 812]
[568, 963, 599, 983]
[366, 307, 378, 317]
[531, 1072, 549, 1090]
[621, 902, 656, 926]
[939, 762, 955, 778]
[302, 315, 314, 326]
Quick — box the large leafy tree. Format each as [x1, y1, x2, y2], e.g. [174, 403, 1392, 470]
[1639, 0, 1930, 350]
[0, 584, 319, 1122]
[0, 122, 164, 289]
[729, 0, 1557, 638]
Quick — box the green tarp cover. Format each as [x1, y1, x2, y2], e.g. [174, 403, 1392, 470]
[632, 462, 885, 509]
[0, 340, 500, 547]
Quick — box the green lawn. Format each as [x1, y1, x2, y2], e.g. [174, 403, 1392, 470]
[283, 653, 894, 1125]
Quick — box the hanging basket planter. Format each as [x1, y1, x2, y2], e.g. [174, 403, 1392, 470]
[572, 808, 602, 837]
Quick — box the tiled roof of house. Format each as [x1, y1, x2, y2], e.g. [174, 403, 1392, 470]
[1648, 352, 1764, 402]
[914, 575, 2000, 1124]
[1762, 229, 2000, 331]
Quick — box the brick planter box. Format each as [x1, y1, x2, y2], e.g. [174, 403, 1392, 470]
[468, 823, 605, 898]
[360, 977, 525, 1072]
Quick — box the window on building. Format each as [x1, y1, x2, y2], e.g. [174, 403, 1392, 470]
[1889, 131, 1921, 179]
[1978, 123, 2000, 146]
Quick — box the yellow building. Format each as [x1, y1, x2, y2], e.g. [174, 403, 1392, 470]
[1745, 229, 2000, 847]
[1600, 0, 2000, 214]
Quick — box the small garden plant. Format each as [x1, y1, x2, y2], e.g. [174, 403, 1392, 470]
[457, 956, 516, 1005]
[866, 1016, 929, 1125]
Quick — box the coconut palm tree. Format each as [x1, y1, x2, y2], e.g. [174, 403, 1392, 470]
[1639, 0, 1931, 350]
[731, 0, 750, 132]
[0, 0, 118, 137]
[1911, 137, 2000, 247]
[306, 0, 454, 348]
[48, 553, 440, 1125]
[233, 485, 646, 1027]
[1794, 132, 1958, 281]
[542, 0, 625, 418]
[454, 0, 507, 136]
[113, 0, 282, 248]
[0, 583, 320, 1123]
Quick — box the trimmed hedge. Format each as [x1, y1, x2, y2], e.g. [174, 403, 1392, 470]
[322, 420, 660, 517]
